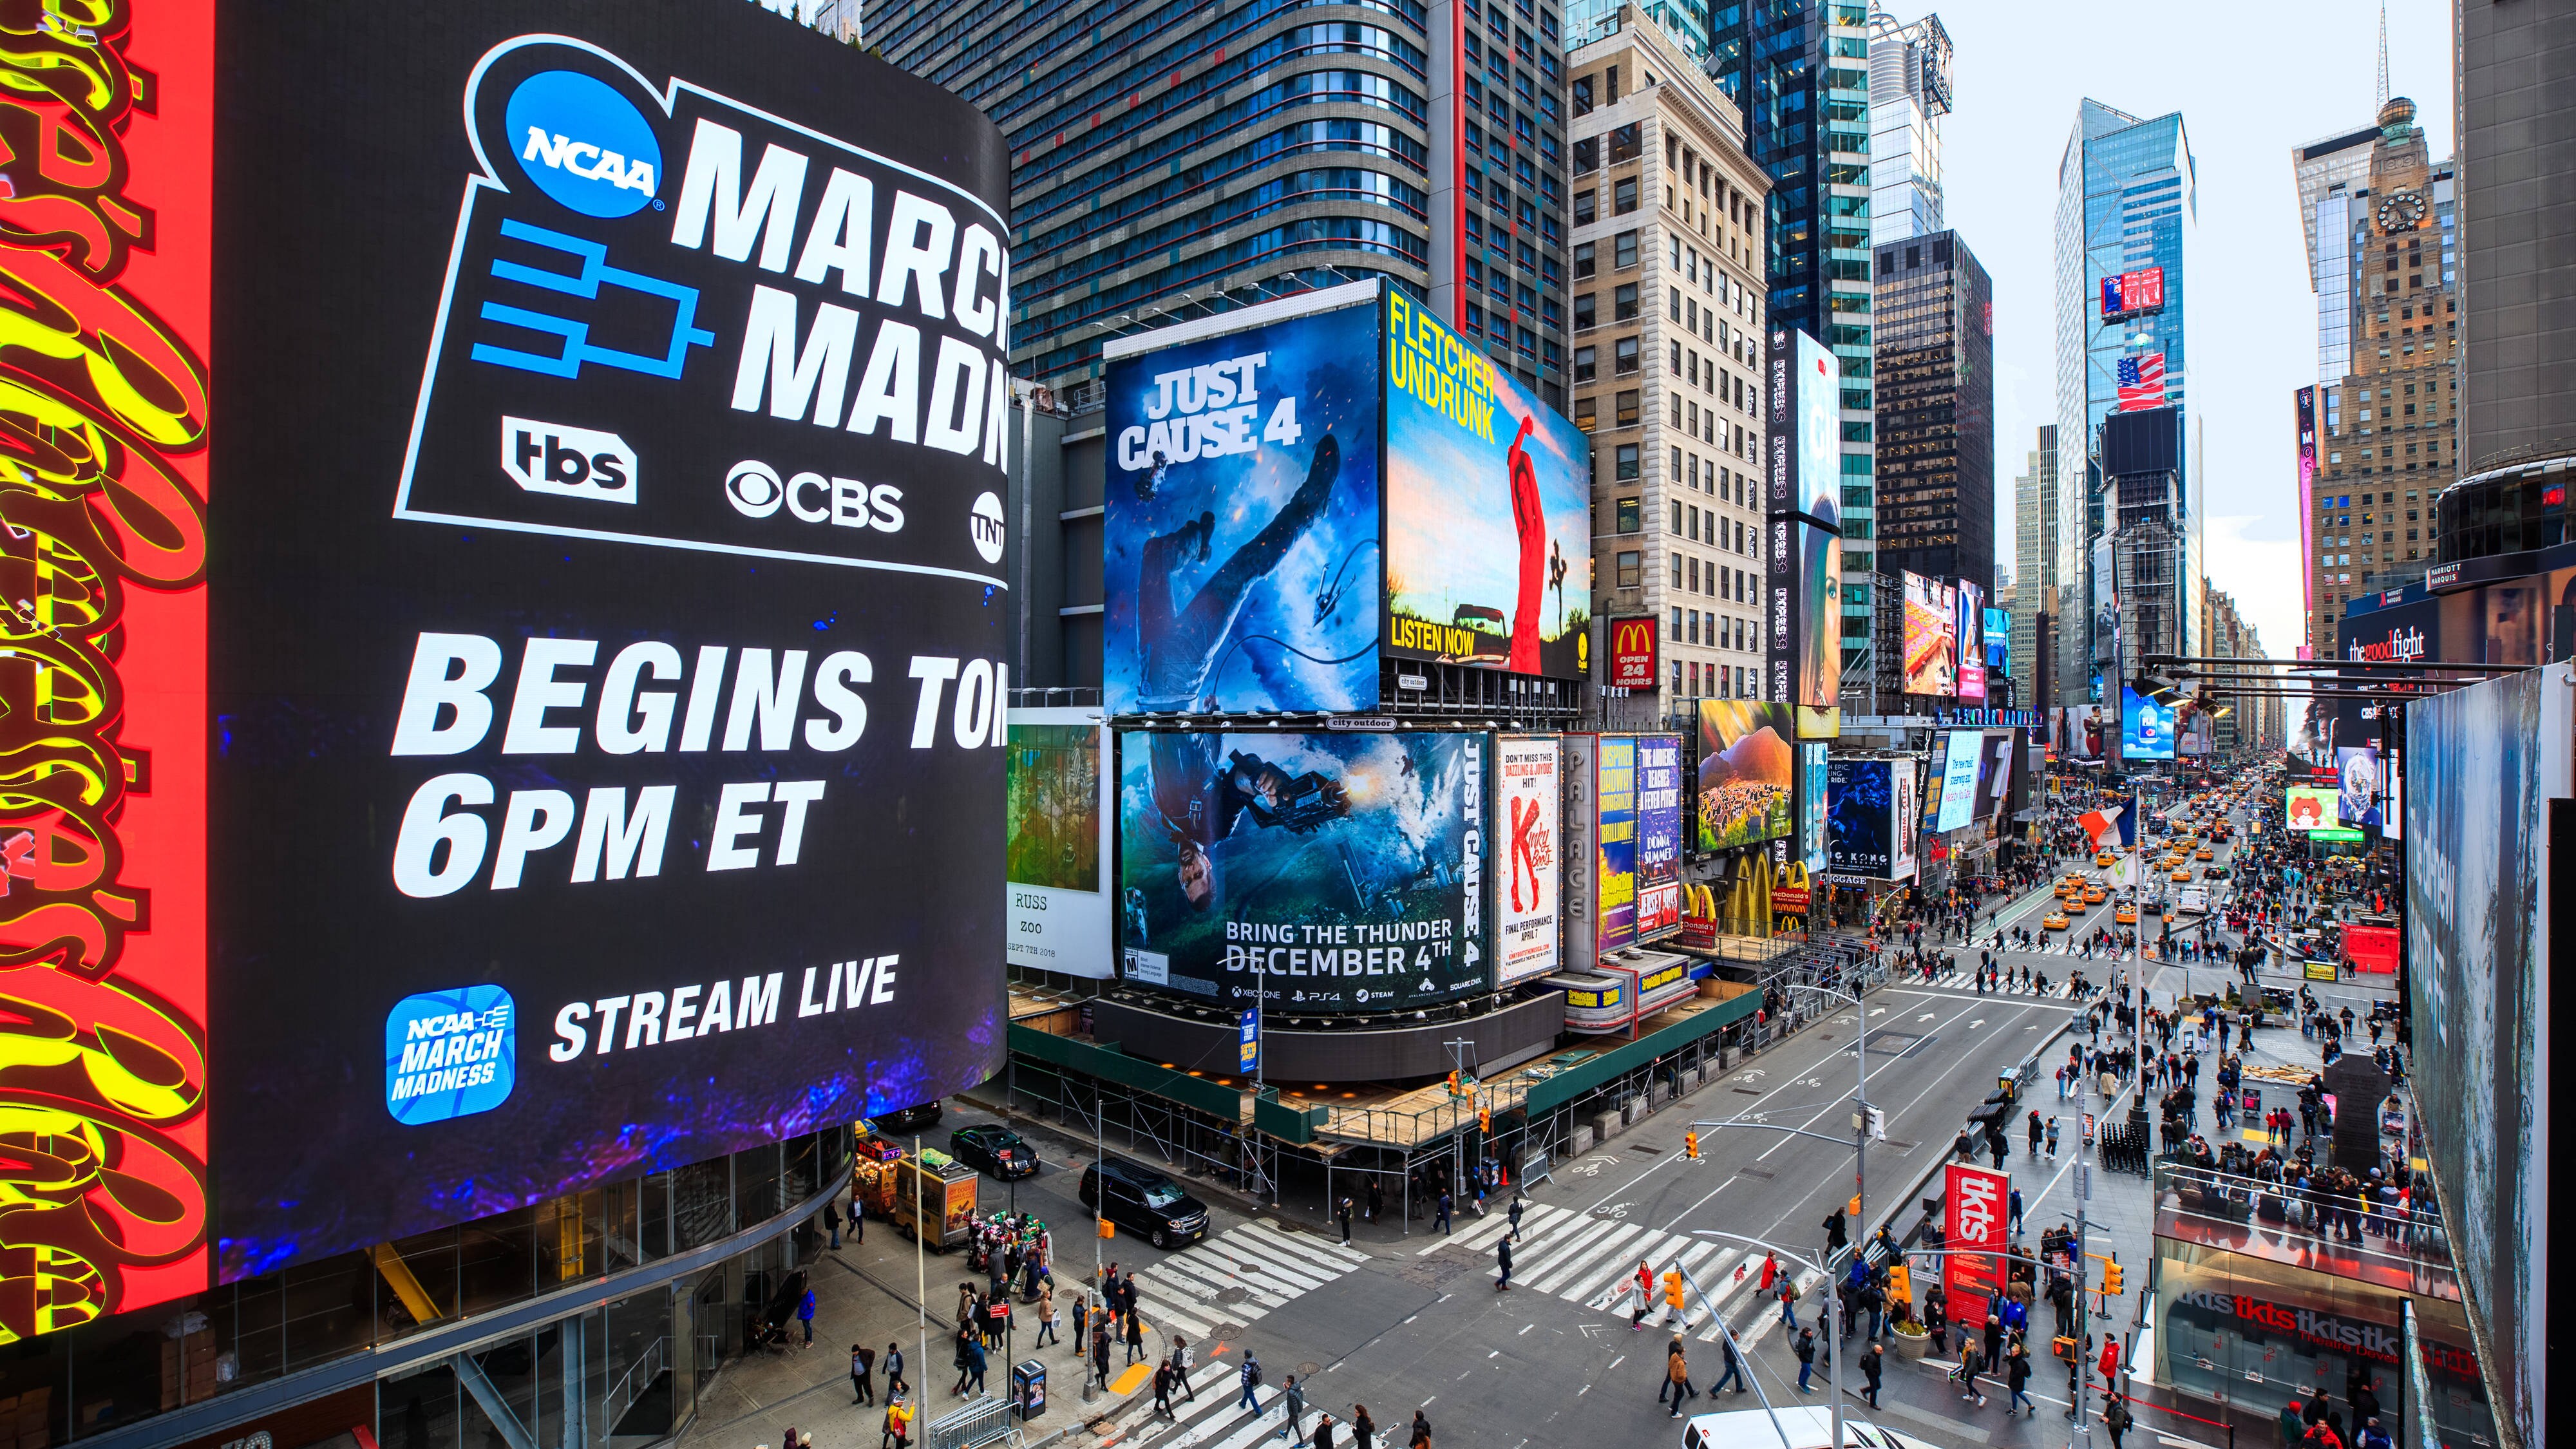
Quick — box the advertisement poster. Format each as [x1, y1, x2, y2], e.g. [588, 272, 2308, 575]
[1798, 742, 1830, 875]
[1985, 606, 2011, 676]
[199, 4, 1014, 1282]
[1116, 730, 1487, 1012]
[1384, 290, 1591, 679]
[1562, 735, 1602, 971]
[1766, 327, 1842, 730]
[2383, 748, 2404, 840]
[1595, 737, 1640, 953]
[2406, 670, 2556, 1449]
[2336, 744, 2384, 828]
[1606, 616, 1658, 690]
[1943, 1162, 2011, 1329]
[1495, 736, 1563, 985]
[1103, 292, 1383, 713]
[2284, 786, 2340, 831]
[1956, 581, 1987, 701]
[1902, 571, 1958, 697]
[1889, 758, 1921, 881]
[1975, 732, 2016, 824]
[1826, 759, 1895, 878]
[1695, 702, 1794, 850]
[2060, 703, 2110, 764]
[1934, 730, 1984, 832]
[1634, 735, 1684, 940]
[1007, 711, 1114, 978]
[2122, 685, 2176, 760]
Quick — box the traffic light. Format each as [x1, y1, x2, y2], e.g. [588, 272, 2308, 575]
[2101, 1260, 2125, 1297]
[1447, 1069, 1461, 1096]
[1664, 1271, 1685, 1309]
[1848, 1194, 1861, 1219]
[1886, 1263, 1911, 1305]
[1479, 1106, 1492, 1135]
[1684, 1130, 1700, 1159]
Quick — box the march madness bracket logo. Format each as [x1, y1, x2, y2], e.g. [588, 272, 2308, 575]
[386, 985, 517, 1124]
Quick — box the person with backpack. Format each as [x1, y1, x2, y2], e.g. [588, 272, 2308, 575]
[1955, 1338, 1988, 1407]
[2103, 1392, 2133, 1449]
[1860, 1341, 1884, 1408]
[1173, 1334, 1198, 1401]
[2006, 1338, 2035, 1417]
[1779, 1274, 1802, 1330]
[881, 1396, 914, 1449]
[1238, 1351, 1266, 1413]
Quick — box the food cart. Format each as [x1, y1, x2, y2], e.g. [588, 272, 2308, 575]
[890, 1147, 979, 1250]
[851, 1131, 909, 1218]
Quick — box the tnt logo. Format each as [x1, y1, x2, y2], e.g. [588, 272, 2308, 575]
[385, 985, 516, 1125]
[504, 70, 661, 218]
[969, 491, 1008, 563]
[504, 417, 636, 502]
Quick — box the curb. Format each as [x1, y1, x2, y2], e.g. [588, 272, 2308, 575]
[952, 1088, 1274, 1220]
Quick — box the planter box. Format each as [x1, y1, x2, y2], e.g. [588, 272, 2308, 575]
[1891, 1330, 1933, 1361]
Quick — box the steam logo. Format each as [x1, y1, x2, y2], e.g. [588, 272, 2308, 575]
[504, 70, 661, 218]
[969, 491, 1007, 563]
[504, 417, 636, 502]
[725, 459, 785, 518]
[386, 985, 516, 1125]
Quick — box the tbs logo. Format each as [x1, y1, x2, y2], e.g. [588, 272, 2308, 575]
[504, 417, 636, 503]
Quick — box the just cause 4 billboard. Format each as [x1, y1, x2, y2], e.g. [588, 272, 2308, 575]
[0, 0, 1013, 1335]
[1103, 285, 1591, 713]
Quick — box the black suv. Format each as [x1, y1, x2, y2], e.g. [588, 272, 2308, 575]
[1077, 1157, 1209, 1249]
[949, 1124, 1039, 1180]
[866, 1101, 943, 1135]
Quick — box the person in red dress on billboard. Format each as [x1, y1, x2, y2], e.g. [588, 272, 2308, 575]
[1507, 412, 1545, 674]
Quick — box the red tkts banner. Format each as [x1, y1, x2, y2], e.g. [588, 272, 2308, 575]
[1607, 616, 1658, 689]
[2344, 923, 2401, 974]
[1944, 1162, 2009, 1329]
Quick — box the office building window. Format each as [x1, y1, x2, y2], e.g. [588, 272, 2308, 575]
[1573, 345, 1595, 382]
[1615, 283, 1639, 321]
[1608, 122, 1639, 161]
[1616, 549, 1640, 587]
[1614, 176, 1638, 214]
[1616, 496, 1640, 533]
[1573, 395, 1595, 430]
[1614, 337, 1638, 375]
[1615, 388, 1638, 424]
[1615, 231, 1638, 268]
[1575, 242, 1595, 279]
[1616, 443, 1639, 479]
[1575, 189, 1595, 225]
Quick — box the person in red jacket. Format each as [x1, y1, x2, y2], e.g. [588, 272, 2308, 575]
[2098, 1336, 2122, 1396]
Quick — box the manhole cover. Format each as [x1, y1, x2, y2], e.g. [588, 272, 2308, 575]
[1087, 1416, 1118, 1436]
[1298, 1362, 1323, 1376]
[1215, 1285, 1253, 1304]
[1213, 1321, 1249, 1338]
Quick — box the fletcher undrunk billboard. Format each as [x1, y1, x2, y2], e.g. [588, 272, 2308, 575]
[190, 1, 1014, 1286]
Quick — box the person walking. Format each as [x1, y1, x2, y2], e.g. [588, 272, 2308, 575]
[1366, 1177, 1384, 1224]
[1238, 1351, 1265, 1414]
[1494, 1236, 1513, 1291]
[1435, 1189, 1452, 1235]
[799, 1287, 817, 1345]
[2007, 1339, 2035, 1417]
[1710, 1331, 1745, 1395]
[1408, 1409, 1433, 1449]
[1663, 1338, 1698, 1416]
[1794, 1327, 1817, 1392]
[1151, 1357, 1177, 1421]
[1312, 1414, 1338, 1449]
[1507, 1195, 1526, 1243]
[1337, 1196, 1355, 1245]
[1955, 1338, 1987, 1407]
[962, 1334, 989, 1399]
[1036, 1280, 1059, 1346]
[1088, 1321, 1112, 1392]
[1860, 1341, 1884, 1409]
[1632, 1259, 1654, 1331]
[851, 1192, 865, 1245]
[880, 1396, 914, 1449]
[851, 1343, 877, 1406]
[1280, 1374, 1308, 1445]
[2104, 1392, 2133, 1449]
[1349, 1405, 1377, 1449]
[884, 1342, 906, 1400]
[1779, 1274, 1801, 1331]
[1124, 1303, 1147, 1366]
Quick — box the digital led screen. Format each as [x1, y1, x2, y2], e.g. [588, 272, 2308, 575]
[1901, 571, 1958, 696]
[1934, 730, 1984, 832]
[1975, 732, 2015, 823]
[2122, 685, 2176, 760]
[1117, 730, 1486, 1012]
[1694, 702, 1794, 850]
[1634, 734, 1683, 940]
[1984, 607, 2011, 674]
[1765, 327, 1842, 728]
[205, 3, 1015, 1285]
[2284, 786, 2341, 832]
[1008, 712, 1114, 979]
[1797, 742, 1829, 875]
[2336, 745, 2385, 828]
[1385, 290, 1591, 679]
[1826, 759, 1895, 878]
[1104, 297, 1382, 713]
[1955, 582, 1987, 701]
[1495, 735, 1562, 985]
[1594, 736, 1639, 952]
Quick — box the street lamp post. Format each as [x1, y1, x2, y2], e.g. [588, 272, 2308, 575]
[1778, 980, 1872, 1278]
[1683, 1118, 1862, 1449]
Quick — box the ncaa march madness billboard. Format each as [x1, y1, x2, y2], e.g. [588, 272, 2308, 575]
[1385, 292, 1592, 680]
[0, 0, 1016, 1316]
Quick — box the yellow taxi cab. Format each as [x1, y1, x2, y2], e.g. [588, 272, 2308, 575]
[2196, 848, 2215, 861]
[2056, 879, 2078, 899]
[2095, 852, 2116, 868]
[2170, 867, 2192, 882]
[2083, 886, 2106, 905]
[2114, 905, 2137, 924]
[2043, 913, 2070, 931]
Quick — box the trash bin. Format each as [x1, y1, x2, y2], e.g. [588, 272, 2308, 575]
[1012, 1359, 1045, 1419]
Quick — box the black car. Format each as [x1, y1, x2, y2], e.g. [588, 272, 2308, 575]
[1078, 1157, 1209, 1249]
[867, 1101, 943, 1135]
[949, 1124, 1039, 1180]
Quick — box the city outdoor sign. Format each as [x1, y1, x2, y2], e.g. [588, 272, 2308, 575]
[2100, 265, 2165, 319]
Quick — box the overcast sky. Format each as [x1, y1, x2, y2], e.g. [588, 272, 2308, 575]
[1927, 0, 2456, 656]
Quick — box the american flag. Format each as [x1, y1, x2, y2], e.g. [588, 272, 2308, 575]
[2116, 352, 2166, 410]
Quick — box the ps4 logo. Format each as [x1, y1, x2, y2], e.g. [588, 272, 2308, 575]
[504, 417, 636, 503]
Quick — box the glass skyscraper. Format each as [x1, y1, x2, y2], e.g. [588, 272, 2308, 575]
[2052, 99, 2197, 699]
[1706, 0, 1877, 692]
[1865, 3, 1949, 247]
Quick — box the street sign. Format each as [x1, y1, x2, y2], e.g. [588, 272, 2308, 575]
[1239, 1009, 1259, 1071]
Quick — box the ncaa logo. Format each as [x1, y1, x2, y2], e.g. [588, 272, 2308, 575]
[505, 70, 661, 218]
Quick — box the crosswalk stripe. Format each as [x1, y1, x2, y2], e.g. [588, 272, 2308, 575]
[1560, 1226, 1692, 1305]
[1151, 1252, 1292, 1310]
[1528, 1220, 1659, 1296]
[1435, 1209, 1520, 1255]
[1519, 1216, 1650, 1292]
[1488, 1207, 1600, 1269]
[1242, 1219, 1371, 1269]
[1137, 1262, 1228, 1305]
[1216, 1233, 1340, 1294]
[1145, 1298, 1222, 1341]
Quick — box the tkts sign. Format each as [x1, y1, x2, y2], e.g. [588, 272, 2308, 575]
[1943, 1162, 2009, 1328]
[1607, 616, 1658, 690]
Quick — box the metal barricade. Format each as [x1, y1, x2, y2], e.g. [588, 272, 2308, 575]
[927, 1394, 1017, 1449]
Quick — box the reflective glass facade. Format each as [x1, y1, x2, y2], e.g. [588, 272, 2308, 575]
[1871, 231, 1991, 597]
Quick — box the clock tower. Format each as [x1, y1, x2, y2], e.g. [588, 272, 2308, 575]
[2300, 95, 2458, 659]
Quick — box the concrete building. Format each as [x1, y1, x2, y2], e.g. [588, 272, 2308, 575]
[872, 0, 1573, 410]
[1705, 0, 1877, 696]
[2054, 99, 2199, 700]
[1569, 6, 1771, 710]
[1866, 5, 1951, 245]
[2199, 581, 2274, 755]
[1871, 230, 1993, 597]
[2012, 424, 2059, 706]
[2298, 98, 2458, 655]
